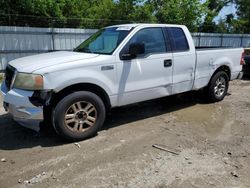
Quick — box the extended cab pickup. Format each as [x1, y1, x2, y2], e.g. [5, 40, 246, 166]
[1, 24, 244, 141]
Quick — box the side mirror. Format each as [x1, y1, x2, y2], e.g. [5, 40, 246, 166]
[120, 43, 145, 60]
[129, 43, 145, 55]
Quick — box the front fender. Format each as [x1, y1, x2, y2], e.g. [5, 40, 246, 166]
[42, 67, 116, 96]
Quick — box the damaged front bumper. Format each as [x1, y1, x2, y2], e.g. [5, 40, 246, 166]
[1, 82, 44, 131]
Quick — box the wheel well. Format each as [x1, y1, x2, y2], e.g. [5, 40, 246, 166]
[50, 83, 111, 109]
[213, 65, 231, 80]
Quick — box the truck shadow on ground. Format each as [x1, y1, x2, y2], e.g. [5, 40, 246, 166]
[0, 90, 213, 150]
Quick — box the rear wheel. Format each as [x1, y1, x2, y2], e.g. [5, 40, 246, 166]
[207, 71, 229, 102]
[53, 91, 106, 141]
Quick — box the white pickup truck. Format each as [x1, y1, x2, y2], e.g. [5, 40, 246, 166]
[1, 24, 244, 141]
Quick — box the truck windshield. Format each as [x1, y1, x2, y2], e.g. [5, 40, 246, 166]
[74, 27, 133, 55]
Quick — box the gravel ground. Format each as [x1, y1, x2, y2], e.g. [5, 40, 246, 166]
[0, 78, 250, 188]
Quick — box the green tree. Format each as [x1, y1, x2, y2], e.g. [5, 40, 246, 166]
[0, 0, 238, 32]
[0, 0, 68, 27]
[235, 0, 250, 33]
[112, 0, 155, 23]
[200, 0, 232, 32]
[79, 0, 117, 28]
[148, 0, 206, 32]
[215, 14, 237, 33]
[129, 2, 156, 23]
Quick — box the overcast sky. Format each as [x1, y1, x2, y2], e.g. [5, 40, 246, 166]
[217, 3, 237, 20]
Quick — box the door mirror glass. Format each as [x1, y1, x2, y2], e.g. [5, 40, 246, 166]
[120, 43, 145, 60]
[129, 43, 145, 55]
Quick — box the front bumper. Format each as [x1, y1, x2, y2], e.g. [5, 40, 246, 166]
[1, 82, 43, 131]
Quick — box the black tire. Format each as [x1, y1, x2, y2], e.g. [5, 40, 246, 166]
[207, 71, 229, 102]
[53, 91, 106, 141]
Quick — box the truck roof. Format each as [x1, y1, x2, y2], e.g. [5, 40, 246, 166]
[106, 23, 185, 29]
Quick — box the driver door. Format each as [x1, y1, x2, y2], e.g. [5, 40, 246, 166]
[116, 27, 173, 106]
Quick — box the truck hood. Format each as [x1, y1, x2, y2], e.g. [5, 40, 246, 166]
[8, 51, 99, 73]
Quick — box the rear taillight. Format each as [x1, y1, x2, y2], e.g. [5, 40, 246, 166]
[240, 52, 245, 65]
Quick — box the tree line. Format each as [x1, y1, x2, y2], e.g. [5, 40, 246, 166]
[0, 0, 249, 33]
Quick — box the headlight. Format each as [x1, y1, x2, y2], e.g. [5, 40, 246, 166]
[13, 72, 43, 90]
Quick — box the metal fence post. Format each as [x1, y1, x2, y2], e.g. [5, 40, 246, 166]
[198, 33, 201, 47]
[220, 34, 223, 47]
[240, 34, 244, 47]
[51, 28, 55, 51]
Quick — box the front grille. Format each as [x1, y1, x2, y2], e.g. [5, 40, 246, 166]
[5, 65, 16, 90]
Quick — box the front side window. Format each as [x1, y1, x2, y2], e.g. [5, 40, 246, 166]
[168, 27, 189, 52]
[74, 27, 133, 55]
[126, 28, 167, 55]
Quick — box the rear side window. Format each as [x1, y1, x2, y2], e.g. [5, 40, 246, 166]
[168, 27, 189, 52]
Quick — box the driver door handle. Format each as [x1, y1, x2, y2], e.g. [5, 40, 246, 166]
[164, 59, 172, 67]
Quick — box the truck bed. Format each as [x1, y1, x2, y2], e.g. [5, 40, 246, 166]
[193, 47, 243, 89]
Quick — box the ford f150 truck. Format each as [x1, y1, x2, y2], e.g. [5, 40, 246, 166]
[1, 24, 244, 141]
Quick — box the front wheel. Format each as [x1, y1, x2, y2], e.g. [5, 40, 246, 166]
[53, 91, 106, 141]
[206, 71, 229, 102]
